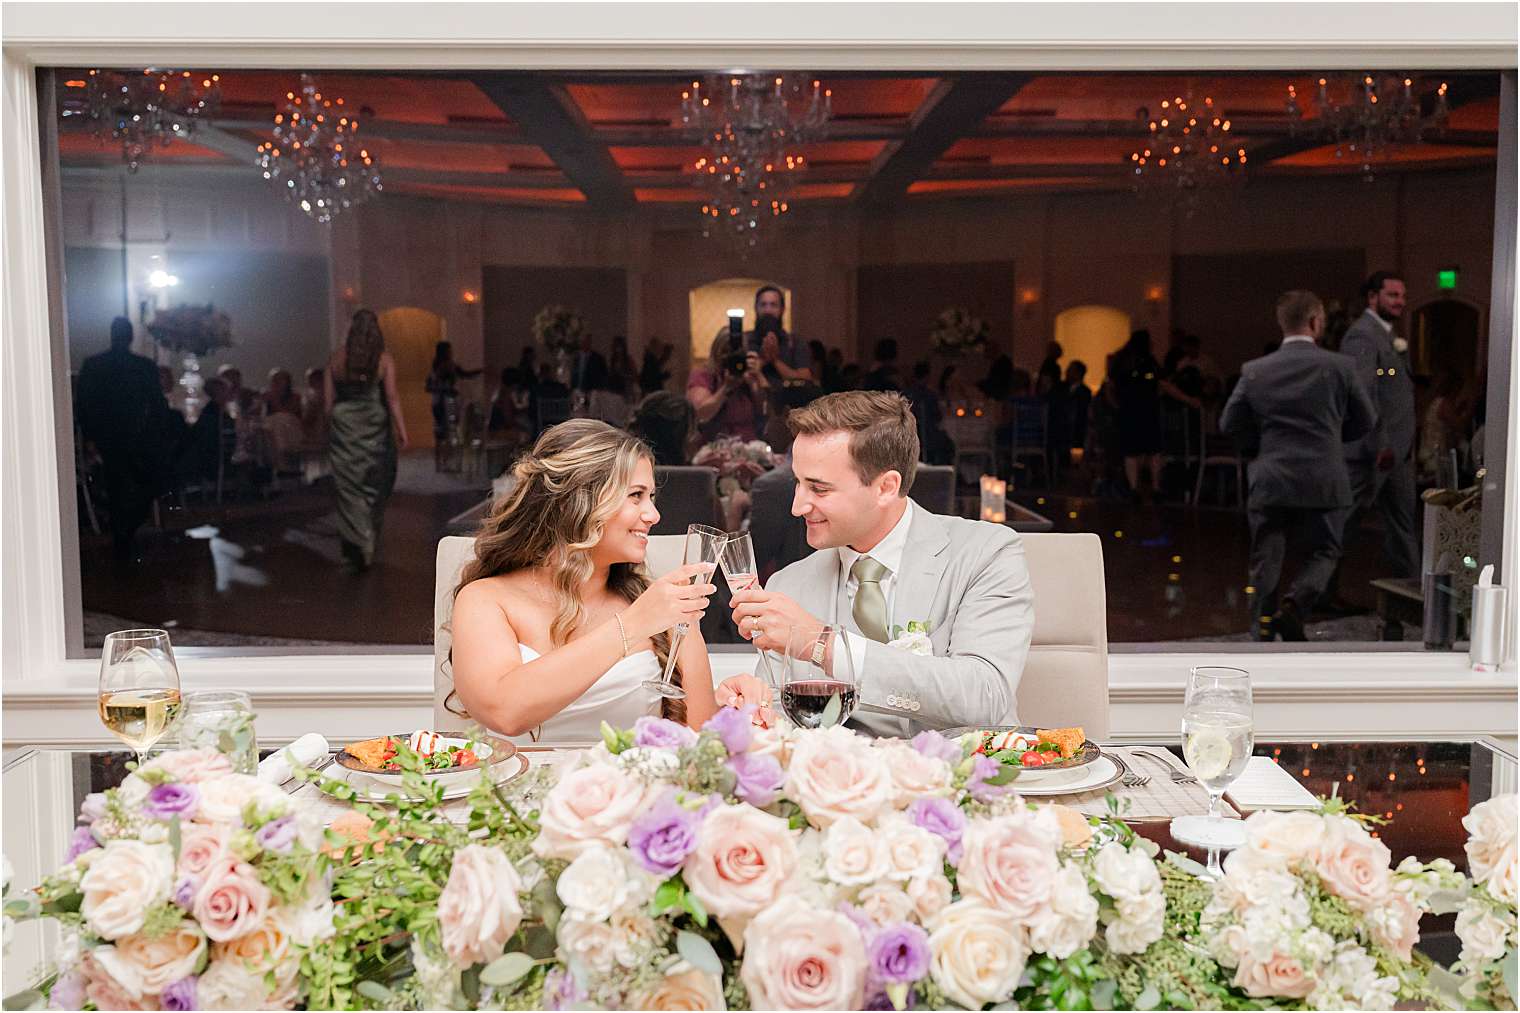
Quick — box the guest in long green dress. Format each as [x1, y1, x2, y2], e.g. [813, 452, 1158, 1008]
[323, 309, 409, 573]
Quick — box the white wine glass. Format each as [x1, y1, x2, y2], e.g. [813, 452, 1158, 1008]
[1171, 665, 1253, 873]
[98, 629, 184, 769]
[780, 625, 859, 729]
[643, 524, 727, 700]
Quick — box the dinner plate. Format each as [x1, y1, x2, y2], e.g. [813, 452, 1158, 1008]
[944, 725, 1103, 772]
[336, 733, 518, 792]
[1006, 754, 1128, 797]
[318, 751, 529, 804]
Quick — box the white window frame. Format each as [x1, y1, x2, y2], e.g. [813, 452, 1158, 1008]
[3, 3, 1516, 745]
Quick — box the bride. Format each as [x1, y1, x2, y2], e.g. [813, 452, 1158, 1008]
[448, 419, 719, 740]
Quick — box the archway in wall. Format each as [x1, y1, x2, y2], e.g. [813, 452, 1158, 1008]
[377, 307, 445, 449]
[1410, 297, 1482, 382]
[1053, 305, 1132, 391]
[687, 278, 793, 365]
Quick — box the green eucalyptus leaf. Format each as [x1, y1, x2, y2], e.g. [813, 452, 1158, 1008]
[982, 766, 1020, 787]
[675, 930, 723, 976]
[1136, 985, 1161, 1010]
[651, 878, 683, 915]
[820, 693, 843, 728]
[168, 815, 182, 865]
[2, 900, 35, 918]
[1, 990, 43, 1011]
[1089, 978, 1117, 1010]
[681, 888, 709, 928]
[354, 979, 393, 1002]
[1502, 947, 1517, 1006]
[480, 951, 535, 988]
[461, 965, 481, 1005]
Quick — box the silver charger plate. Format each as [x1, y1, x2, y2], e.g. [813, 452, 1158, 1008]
[1009, 753, 1129, 797]
[315, 752, 529, 805]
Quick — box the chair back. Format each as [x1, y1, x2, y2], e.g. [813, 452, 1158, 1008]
[1016, 532, 1110, 739]
[1010, 398, 1047, 451]
[537, 397, 572, 431]
[588, 390, 631, 427]
[651, 466, 722, 534]
[909, 464, 956, 514]
[433, 533, 685, 731]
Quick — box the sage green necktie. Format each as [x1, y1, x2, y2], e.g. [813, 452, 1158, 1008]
[851, 555, 891, 643]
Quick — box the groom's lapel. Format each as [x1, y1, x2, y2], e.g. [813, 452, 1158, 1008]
[891, 508, 951, 634]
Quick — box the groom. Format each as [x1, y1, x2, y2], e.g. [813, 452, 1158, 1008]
[729, 391, 1035, 737]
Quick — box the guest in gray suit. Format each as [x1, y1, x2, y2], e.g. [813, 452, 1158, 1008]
[1221, 291, 1376, 640]
[728, 391, 1036, 737]
[1340, 270, 1419, 579]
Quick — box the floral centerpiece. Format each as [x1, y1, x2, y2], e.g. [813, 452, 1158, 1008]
[929, 307, 988, 357]
[146, 303, 234, 358]
[691, 437, 774, 496]
[532, 305, 588, 356]
[31, 749, 333, 1011]
[1452, 794, 1518, 1008]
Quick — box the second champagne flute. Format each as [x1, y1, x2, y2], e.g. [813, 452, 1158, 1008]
[643, 523, 727, 700]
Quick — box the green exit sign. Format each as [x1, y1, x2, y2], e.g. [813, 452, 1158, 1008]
[1438, 268, 1459, 290]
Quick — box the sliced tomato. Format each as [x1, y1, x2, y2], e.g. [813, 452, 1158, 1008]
[1020, 752, 1046, 767]
[456, 749, 477, 767]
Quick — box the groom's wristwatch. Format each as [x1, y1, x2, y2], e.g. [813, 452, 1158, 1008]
[810, 634, 828, 667]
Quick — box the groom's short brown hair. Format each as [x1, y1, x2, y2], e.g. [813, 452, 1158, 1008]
[787, 391, 918, 495]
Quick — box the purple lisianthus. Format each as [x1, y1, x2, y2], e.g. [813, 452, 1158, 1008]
[869, 923, 931, 984]
[626, 791, 706, 876]
[910, 729, 963, 765]
[907, 796, 966, 864]
[543, 968, 587, 1011]
[78, 792, 108, 825]
[142, 782, 199, 821]
[46, 970, 85, 1011]
[173, 876, 199, 909]
[160, 975, 198, 1012]
[254, 815, 298, 854]
[966, 753, 1014, 803]
[728, 752, 785, 807]
[702, 705, 753, 754]
[633, 715, 698, 751]
[64, 826, 98, 863]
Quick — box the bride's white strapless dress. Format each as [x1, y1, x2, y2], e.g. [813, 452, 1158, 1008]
[508, 644, 662, 745]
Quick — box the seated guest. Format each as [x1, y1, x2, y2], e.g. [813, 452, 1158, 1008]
[749, 416, 810, 582]
[217, 364, 258, 418]
[300, 367, 327, 445]
[729, 392, 1035, 736]
[904, 360, 952, 465]
[448, 420, 720, 739]
[860, 338, 902, 392]
[489, 368, 532, 436]
[262, 369, 302, 417]
[629, 391, 695, 466]
[177, 377, 233, 483]
[260, 368, 306, 468]
[687, 333, 767, 443]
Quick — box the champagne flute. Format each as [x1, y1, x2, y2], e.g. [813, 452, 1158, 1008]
[98, 629, 184, 768]
[717, 529, 759, 595]
[780, 625, 859, 729]
[643, 524, 727, 700]
[1170, 665, 1253, 874]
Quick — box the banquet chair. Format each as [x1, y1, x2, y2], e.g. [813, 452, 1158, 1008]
[909, 464, 956, 514]
[432, 533, 686, 732]
[1015, 532, 1110, 740]
[651, 465, 722, 535]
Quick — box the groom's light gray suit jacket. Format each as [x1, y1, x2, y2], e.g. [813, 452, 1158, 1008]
[766, 506, 1035, 738]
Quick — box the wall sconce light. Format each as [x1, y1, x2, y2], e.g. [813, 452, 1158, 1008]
[341, 285, 358, 304]
[1019, 288, 1040, 316]
[1145, 284, 1166, 304]
[462, 289, 478, 305]
[979, 474, 1007, 524]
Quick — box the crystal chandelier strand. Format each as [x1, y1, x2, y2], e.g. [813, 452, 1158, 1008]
[256, 74, 383, 224]
[82, 68, 222, 172]
[1287, 73, 1450, 180]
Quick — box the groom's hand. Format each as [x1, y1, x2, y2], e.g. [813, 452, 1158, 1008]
[730, 589, 822, 654]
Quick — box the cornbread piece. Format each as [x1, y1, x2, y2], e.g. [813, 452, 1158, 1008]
[1036, 727, 1086, 759]
[346, 736, 393, 770]
[1042, 803, 1094, 849]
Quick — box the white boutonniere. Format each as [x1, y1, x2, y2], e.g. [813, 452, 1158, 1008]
[887, 620, 934, 656]
[1392, 336, 1409, 354]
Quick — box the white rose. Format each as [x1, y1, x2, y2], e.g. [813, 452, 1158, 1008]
[856, 883, 915, 928]
[1028, 863, 1099, 959]
[878, 743, 953, 808]
[195, 774, 264, 825]
[886, 630, 934, 656]
[786, 726, 893, 828]
[907, 874, 953, 926]
[533, 761, 655, 860]
[609, 909, 663, 969]
[879, 818, 948, 882]
[1091, 842, 1161, 904]
[821, 816, 889, 886]
[114, 774, 151, 810]
[1106, 890, 1166, 954]
[437, 845, 524, 968]
[198, 954, 295, 1010]
[1455, 903, 1512, 965]
[1463, 795, 1518, 887]
[557, 845, 655, 922]
[286, 886, 335, 946]
[559, 914, 621, 975]
[80, 840, 174, 940]
[928, 900, 1028, 1009]
[1243, 810, 1326, 867]
[1486, 843, 1518, 908]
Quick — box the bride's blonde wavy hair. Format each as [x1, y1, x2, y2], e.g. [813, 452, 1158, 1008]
[449, 419, 681, 721]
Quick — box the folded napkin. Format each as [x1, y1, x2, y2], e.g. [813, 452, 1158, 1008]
[1225, 756, 1321, 812]
[258, 733, 330, 785]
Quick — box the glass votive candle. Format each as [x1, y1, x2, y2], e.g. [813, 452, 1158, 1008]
[177, 690, 258, 774]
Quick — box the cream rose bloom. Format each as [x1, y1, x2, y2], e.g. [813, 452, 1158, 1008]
[437, 844, 523, 968]
[1028, 863, 1099, 959]
[141, 749, 234, 785]
[928, 900, 1028, 1009]
[608, 909, 663, 969]
[198, 954, 297, 1010]
[213, 910, 300, 986]
[1487, 843, 1518, 907]
[907, 874, 953, 926]
[880, 818, 947, 882]
[80, 951, 157, 1012]
[1234, 949, 1314, 999]
[1243, 810, 1327, 867]
[195, 774, 281, 826]
[856, 883, 916, 927]
[1463, 795, 1518, 888]
[1455, 904, 1512, 965]
[94, 923, 206, 998]
[822, 816, 889, 886]
[176, 821, 231, 880]
[80, 839, 174, 940]
[1106, 890, 1166, 954]
[1314, 816, 1393, 912]
[684, 804, 799, 922]
[741, 896, 867, 1011]
[786, 726, 893, 828]
[1366, 892, 1421, 961]
[557, 845, 656, 922]
[559, 915, 622, 975]
[532, 761, 653, 860]
[956, 812, 1059, 920]
[1091, 842, 1162, 903]
[634, 959, 727, 1012]
[878, 742, 953, 807]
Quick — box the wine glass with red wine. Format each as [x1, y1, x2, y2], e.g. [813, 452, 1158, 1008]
[781, 625, 858, 729]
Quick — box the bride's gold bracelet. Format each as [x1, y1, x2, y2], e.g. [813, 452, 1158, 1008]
[613, 612, 629, 658]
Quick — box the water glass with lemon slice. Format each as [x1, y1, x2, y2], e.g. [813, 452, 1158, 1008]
[1170, 665, 1253, 872]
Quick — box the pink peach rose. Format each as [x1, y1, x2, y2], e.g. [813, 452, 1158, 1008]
[193, 856, 271, 942]
[1313, 816, 1393, 912]
[1233, 949, 1314, 999]
[140, 749, 233, 785]
[95, 923, 207, 998]
[176, 822, 230, 879]
[81, 951, 159, 1011]
[437, 844, 523, 968]
[956, 812, 1060, 920]
[532, 762, 653, 860]
[786, 726, 893, 828]
[683, 804, 799, 922]
[740, 896, 867, 1010]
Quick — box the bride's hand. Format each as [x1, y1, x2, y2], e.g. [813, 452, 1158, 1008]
[624, 563, 717, 640]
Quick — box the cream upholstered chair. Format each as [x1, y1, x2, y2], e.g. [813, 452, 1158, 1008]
[432, 533, 686, 731]
[1015, 532, 1110, 740]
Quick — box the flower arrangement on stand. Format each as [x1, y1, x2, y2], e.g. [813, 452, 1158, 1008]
[146, 303, 234, 359]
[691, 437, 774, 497]
[929, 307, 989, 357]
[1452, 794, 1518, 1008]
[532, 305, 588, 386]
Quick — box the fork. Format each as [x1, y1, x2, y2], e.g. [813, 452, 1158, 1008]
[1130, 749, 1199, 784]
[1120, 773, 1151, 788]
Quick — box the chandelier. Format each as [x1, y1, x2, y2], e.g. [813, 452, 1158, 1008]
[256, 75, 382, 224]
[78, 69, 222, 172]
[681, 74, 831, 248]
[1287, 74, 1449, 179]
[1128, 93, 1247, 203]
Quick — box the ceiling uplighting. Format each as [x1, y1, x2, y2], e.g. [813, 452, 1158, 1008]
[256, 75, 382, 224]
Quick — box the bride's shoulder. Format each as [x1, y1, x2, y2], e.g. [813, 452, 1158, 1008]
[455, 572, 535, 611]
